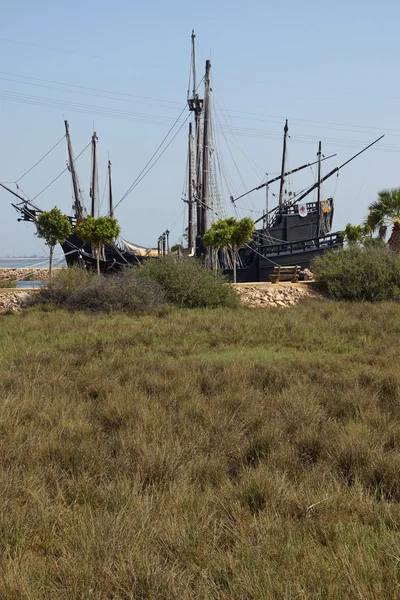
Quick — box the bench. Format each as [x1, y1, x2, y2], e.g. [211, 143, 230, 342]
[269, 265, 301, 283]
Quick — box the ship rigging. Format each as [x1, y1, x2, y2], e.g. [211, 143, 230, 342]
[0, 30, 385, 278]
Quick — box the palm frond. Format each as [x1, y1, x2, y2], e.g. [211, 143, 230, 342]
[367, 188, 400, 232]
[377, 189, 391, 203]
[366, 200, 387, 232]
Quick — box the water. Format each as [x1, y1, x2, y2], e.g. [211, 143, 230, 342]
[0, 258, 66, 268]
[0, 258, 57, 288]
[16, 280, 45, 289]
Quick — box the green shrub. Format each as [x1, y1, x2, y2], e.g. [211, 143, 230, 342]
[67, 271, 164, 313]
[37, 267, 165, 313]
[138, 255, 240, 308]
[312, 245, 400, 301]
[37, 266, 96, 306]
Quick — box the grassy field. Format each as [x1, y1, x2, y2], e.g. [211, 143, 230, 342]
[1, 300, 400, 599]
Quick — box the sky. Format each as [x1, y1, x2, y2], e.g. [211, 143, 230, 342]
[1, 0, 399, 257]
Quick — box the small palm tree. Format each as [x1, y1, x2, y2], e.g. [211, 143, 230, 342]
[366, 188, 400, 252]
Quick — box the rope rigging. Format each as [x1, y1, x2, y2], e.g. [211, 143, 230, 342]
[114, 106, 189, 210]
[114, 112, 190, 211]
[13, 134, 66, 183]
[212, 93, 258, 214]
[32, 141, 91, 201]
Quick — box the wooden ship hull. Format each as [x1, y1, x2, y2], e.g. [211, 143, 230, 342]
[228, 199, 343, 282]
[225, 232, 343, 283]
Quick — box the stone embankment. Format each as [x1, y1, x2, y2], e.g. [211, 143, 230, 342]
[0, 267, 63, 283]
[0, 291, 34, 314]
[235, 283, 317, 308]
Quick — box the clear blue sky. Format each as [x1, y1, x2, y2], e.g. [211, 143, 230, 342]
[1, 0, 399, 256]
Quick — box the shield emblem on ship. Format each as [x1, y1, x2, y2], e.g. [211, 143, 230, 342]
[299, 204, 308, 217]
[321, 199, 331, 213]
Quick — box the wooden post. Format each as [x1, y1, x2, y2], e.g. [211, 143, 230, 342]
[49, 246, 54, 278]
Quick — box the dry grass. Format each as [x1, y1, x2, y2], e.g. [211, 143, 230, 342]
[0, 300, 400, 598]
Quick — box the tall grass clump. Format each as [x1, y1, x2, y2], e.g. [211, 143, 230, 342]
[138, 255, 240, 308]
[1, 302, 400, 598]
[37, 266, 165, 313]
[312, 245, 400, 301]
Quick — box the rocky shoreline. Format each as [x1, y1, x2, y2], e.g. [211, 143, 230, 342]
[0, 267, 63, 283]
[0, 275, 318, 314]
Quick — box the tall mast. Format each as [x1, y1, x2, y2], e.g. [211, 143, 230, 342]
[276, 135, 385, 210]
[65, 120, 83, 219]
[317, 141, 322, 235]
[201, 59, 211, 235]
[187, 30, 203, 241]
[191, 29, 197, 98]
[278, 119, 289, 212]
[188, 122, 194, 250]
[89, 131, 98, 217]
[108, 159, 113, 218]
[192, 31, 201, 237]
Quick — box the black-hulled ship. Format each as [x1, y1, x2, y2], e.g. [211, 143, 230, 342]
[2, 30, 383, 277]
[183, 32, 383, 281]
[3, 121, 158, 272]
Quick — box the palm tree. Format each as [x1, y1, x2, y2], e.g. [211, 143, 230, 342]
[366, 188, 400, 252]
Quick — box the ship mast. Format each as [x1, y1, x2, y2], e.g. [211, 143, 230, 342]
[187, 30, 203, 242]
[187, 122, 194, 250]
[200, 59, 211, 236]
[278, 119, 289, 212]
[65, 120, 84, 219]
[230, 153, 337, 204]
[317, 141, 322, 235]
[89, 131, 98, 217]
[269, 135, 385, 214]
[108, 159, 113, 218]
[191, 29, 197, 100]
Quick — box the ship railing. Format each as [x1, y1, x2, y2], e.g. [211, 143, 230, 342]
[284, 201, 318, 215]
[260, 232, 343, 257]
[284, 198, 334, 215]
[268, 201, 319, 226]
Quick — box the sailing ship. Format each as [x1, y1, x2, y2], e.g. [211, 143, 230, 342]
[2, 121, 158, 271]
[183, 31, 384, 281]
[1, 30, 383, 278]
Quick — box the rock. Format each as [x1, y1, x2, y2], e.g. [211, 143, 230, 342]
[0, 267, 64, 284]
[233, 282, 318, 309]
[0, 291, 34, 314]
[301, 268, 314, 281]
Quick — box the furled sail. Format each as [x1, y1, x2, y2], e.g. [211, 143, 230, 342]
[119, 238, 159, 257]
